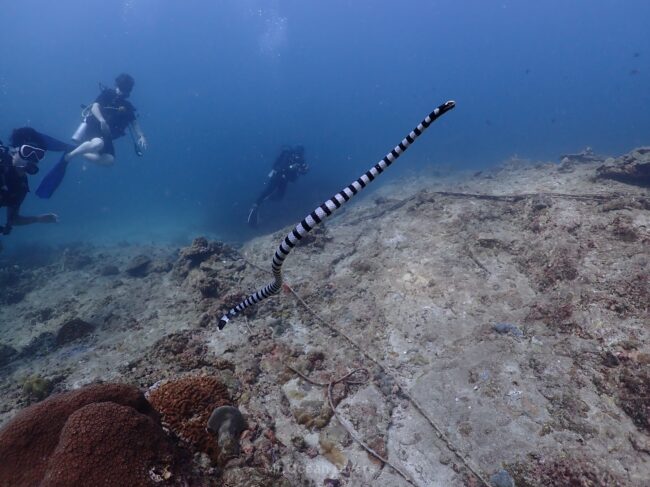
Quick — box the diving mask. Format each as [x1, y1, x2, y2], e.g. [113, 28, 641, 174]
[19, 144, 45, 163]
[13, 145, 43, 175]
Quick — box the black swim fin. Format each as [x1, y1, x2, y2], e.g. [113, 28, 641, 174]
[35, 153, 69, 199]
[36, 132, 75, 152]
[247, 204, 259, 227]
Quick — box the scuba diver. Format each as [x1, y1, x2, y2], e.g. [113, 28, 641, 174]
[0, 128, 63, 237]
[247, 145, 309, 227]
[36, 73, 148, 199]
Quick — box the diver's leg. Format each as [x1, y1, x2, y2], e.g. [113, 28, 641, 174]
[81, 152, 115, 166]
[247, 204, 259, 227]
[66, 137, 115, 166]
[248, 188, 270, 227]
[256, 174, 283, 204]
[256, 186, 275, 205]
[65, 137, 104, 161]
[271, 179, 287, 201]
[248, 179, 279, 227]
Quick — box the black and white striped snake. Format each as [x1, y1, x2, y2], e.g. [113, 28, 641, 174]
[218, 100, 456, 330]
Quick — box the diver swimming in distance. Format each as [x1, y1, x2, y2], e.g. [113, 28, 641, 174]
[247, 145, 309, 227]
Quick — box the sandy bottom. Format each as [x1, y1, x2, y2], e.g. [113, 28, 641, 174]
[1, 156, 649, 486]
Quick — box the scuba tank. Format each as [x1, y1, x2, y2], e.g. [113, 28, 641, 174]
[72, 83, 108, 144]
[71, 104, 91, 144]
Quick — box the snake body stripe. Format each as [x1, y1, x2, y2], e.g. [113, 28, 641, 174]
[218, 100, 455, 329]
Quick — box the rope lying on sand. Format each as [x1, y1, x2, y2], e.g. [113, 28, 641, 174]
[217, 100, 456, 330]
[284, 283, 492, 487]
[285, 364, 420, 486]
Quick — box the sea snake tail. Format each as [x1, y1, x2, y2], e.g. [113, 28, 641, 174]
[218, 100, 456, 330]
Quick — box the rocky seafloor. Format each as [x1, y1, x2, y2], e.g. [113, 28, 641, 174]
[0, 148, 648, 486]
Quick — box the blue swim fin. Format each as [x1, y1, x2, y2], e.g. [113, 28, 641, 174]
[35, 153, 69, 199]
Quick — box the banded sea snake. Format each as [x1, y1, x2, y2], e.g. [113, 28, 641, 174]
[218, 100, 456, 330]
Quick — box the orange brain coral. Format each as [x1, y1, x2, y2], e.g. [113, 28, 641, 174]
[148, 375, 231, 461]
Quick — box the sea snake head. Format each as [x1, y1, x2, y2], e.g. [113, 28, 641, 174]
[217, 315, 230, 330]
[441, 100, 456, 113]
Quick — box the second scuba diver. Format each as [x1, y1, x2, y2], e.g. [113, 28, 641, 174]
[247, 145, 309, 227]
[36, 73, 148, 199]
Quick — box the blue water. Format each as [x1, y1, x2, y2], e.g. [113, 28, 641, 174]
[1, 0, 648, 250]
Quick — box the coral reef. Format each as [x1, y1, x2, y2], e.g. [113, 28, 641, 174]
[147, 374, 232, 463]
[1, 152, 649, 485]
[41, 402, 177, 487]
[148, 330, 210, 371]
[597, 146, 650, 186]
[0, 383, 187, 487]
[173, 237, 236, 279]
[55, 318, 95, 346]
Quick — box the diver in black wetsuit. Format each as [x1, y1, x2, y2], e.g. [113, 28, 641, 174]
[247, 145, 309, 227]
[0, 128, 59, 238]
[36, 73, 148, 199]
[68, 73, 147, 166]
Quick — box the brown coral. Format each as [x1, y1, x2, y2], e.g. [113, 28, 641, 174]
[0, 383, 184, 487]
[147, 374, 232, 462]
[41, 402, 176, 487]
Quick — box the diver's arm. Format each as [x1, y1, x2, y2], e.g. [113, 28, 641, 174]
[10, 207, 58, 226]
[91, 103, 110, 134]
[91, 102, 106, 123]
[255, 184, 275, 206]
[130, 120, 148, 150]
